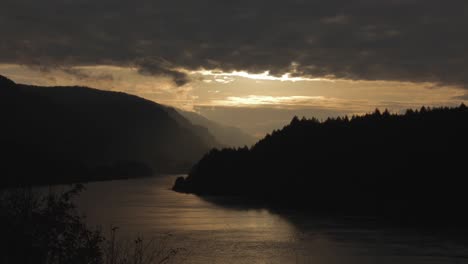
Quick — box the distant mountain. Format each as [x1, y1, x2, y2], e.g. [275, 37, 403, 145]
[168, 108, 256, 147]
[174, 105, 468, 224]
[0, 75, 219, 186]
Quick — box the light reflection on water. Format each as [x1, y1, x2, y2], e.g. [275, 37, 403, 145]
[59, 176, 468, 264]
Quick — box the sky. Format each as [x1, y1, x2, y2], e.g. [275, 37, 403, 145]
[2, 0, 468, 137]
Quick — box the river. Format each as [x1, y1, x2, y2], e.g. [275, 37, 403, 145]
[62, 175, 468, 264]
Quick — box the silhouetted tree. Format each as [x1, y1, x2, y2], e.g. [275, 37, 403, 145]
[174, 105, 468, 225]
[0, 185, 103, 264]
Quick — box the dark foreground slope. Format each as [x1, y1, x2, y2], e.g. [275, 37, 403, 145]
[174, 105, 468, 223]
[0, 75, 218, 186]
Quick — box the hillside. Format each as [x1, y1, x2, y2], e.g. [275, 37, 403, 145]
[0, 75, 219, 186]
[174, 105, 468, 223]
[170, 108, 256, 147]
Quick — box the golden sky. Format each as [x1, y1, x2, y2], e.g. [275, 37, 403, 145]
[2, 63, 466, 137]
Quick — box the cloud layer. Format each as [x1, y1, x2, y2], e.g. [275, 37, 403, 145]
[2, 0, 468, 86]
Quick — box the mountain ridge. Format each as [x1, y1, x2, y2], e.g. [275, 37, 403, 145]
[168, 107, 256, 148]
[0, 75, 219, 186]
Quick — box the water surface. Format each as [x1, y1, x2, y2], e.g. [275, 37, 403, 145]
[66, 176, 468, 264]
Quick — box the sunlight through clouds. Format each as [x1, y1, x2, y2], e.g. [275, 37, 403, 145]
[211, 95, 329, 106]
[206, 95, 379, 112]
[184, 69, 333, 83]
[2, 63, 466, 117]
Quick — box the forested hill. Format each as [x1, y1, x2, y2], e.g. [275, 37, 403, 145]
[174, 105, 468, 223]
[0, 75, 219, 186]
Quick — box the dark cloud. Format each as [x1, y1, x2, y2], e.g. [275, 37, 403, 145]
[61, 67, 114, 82]
[136, 58, 190, 86]
[2, 0, 468, 87]
[453, 94, 468, 100]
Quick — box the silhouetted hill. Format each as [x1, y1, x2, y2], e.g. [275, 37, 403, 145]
[0, 75, 219, 187]
[174, 105, 468, 224]
[170, 108, 256, 147]
[0, 75, 15, 87]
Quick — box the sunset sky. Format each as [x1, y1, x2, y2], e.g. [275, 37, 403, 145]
[2, 0, 467, 137]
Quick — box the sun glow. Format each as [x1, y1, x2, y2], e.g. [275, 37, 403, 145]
[210, 95, 334, 107]
[185, 69, 333, 83]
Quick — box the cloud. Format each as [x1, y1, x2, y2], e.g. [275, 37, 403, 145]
[452, 94, 468, 100]
[2, 0, 468, 87]
[188, 69, 332, 82]
[205, 94, 450, 113]
[210, 95, 333, 107]
[60, 67, 114, 82]
[136, 58, 190, 86]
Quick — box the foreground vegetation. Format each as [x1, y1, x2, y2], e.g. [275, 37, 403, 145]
[0, 185, 183, 264]
[174, 104, 468, 224]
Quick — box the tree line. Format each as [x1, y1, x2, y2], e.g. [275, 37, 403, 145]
[174, 104, 468, 225]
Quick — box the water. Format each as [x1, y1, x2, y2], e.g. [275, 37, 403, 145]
[64, 176, 468, 264]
